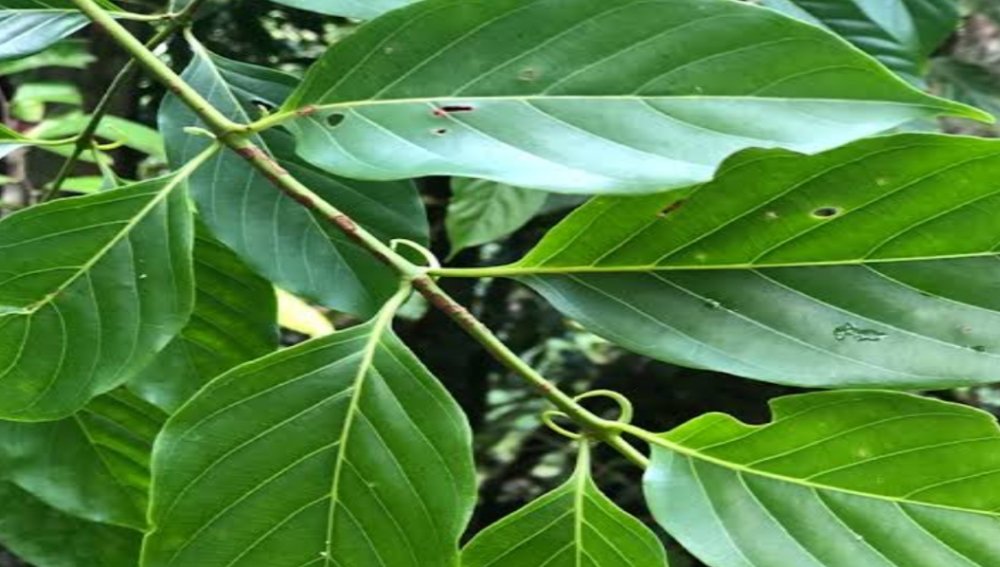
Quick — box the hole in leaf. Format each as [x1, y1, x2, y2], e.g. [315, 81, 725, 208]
[326, 113, 346, 128]
[434, 128, 448, 135]
[812, 206, 841, 219]
[433, 105, 475, 116]
[657, 199, 685, 218]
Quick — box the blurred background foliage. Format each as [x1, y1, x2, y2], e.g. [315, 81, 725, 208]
[3, 1, 1000, 565]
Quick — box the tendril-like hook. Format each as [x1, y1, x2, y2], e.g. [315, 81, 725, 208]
[390, 239, 441, 271]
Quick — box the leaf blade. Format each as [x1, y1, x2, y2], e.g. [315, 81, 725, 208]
[282, 0, 985, 194]
[643, 391, 1000, 567]
[160, 40, 428, 316]
[141, 323, 476, 567]
[511, 134, 1000, 388]
[0, 175, 195, 419]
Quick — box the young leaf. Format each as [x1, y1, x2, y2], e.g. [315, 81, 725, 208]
[447, 178, 548, 257]
[129, 228, 279, 413]
[0, 0, 119, 61]
[761, 0, 959, 83]
[0, 482, 140, 567]
[0, 173, 194, 420]
[280, 0, 985, 195]
[505, 134, 1000, 389]
[30, 112, 166, 158]
[142, 318, 476, 567]
[160, 39, 428, 316]
[0, 40, 95, 75]
[0, 389, 164, 530]
[0, 123, 28, 159]
[464, 442, 669, 567]
[643, 391, 1000, 567]
[269, 0, 412, 21]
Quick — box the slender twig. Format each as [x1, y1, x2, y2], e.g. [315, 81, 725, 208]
[67, 0, 650, 469]
[45, 0, 212, 201]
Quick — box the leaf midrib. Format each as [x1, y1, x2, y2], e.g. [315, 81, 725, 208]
[22, 179, 178, 315]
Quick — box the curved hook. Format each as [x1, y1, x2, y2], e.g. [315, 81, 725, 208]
[391, 238, 441, 271]
[573, 389, 634, 426]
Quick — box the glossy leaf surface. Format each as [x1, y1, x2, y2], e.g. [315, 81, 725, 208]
[762, 0, 959, 82]
[464, 443, 668, 567]
[644, 391, 1000, 567]
[0, 389, 163, 529]
[0, 175, 194, 420]
[142, 321, 476, 567]
[161, 40, 427, 316]
[0, 0, 118, 61]
[512, 134, 1000, 388]
[0, 482, 140, 567]
[282, 0, 983, 194]
[447, 178, 547, 257]
[129, 228, 278, 413]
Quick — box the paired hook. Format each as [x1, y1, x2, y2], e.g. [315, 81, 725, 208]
[541, 389, 634, 440]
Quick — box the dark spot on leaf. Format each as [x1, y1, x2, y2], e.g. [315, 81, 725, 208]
[812, 206, 841, 219]
[657, 199, 685, 218]
[434, 128, 448, 135]
[326, 113, 345, 128]
[434, 105, 475, 116]
[972, 345, 987, 353]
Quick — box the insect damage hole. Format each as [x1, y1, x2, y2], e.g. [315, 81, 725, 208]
[812, 206, 842, 219]
[433, 128, 448, 136]
[326, 113, 346, 128]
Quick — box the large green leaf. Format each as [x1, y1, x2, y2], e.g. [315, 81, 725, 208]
[280, 0, 984, 195]
[501, 133, 1000, 389]
[0, 389, 164, 529]
[0, 482, 140, 567]
[0, 174, 194, 420]
[142, 316, 477, 567]
[0, 0, 118, 61]
[446, 178, 548, 257]
[130, 228, 278, 413]
[464, 442, 668, 567]
[269, 0, 412, 20]
[761, 0, 959, 83]
[643, 390, 1000, 567]
[160, 39, 427, 316]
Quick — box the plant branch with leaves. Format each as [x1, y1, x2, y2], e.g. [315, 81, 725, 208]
[3, 0, 1000, 566]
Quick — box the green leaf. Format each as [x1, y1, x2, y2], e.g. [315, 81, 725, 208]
[447, 178, 548, 257]
[46, 175, 123, 195]
[0, 482, 140, 567]
[11, 82, 82, 122]
[0, 389, 164, 529]
[761, 0, 959, 83]
[269, 0, 413, 20]
[142, 316, 477, 567]
[0, 174, 194, 420]
[506, 133, 1000, 389]
[464, 442, 669, 567]
[0, 123, 28, 159]
[30, 112, 165, 158]
[130, 227, 279, 413]
[160, 38, 427, 316]
[0, 40, 95, 75]
[0, 0, 119, 62]
[280, 0, 985, 195]
[643, 390, 1000, 567]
